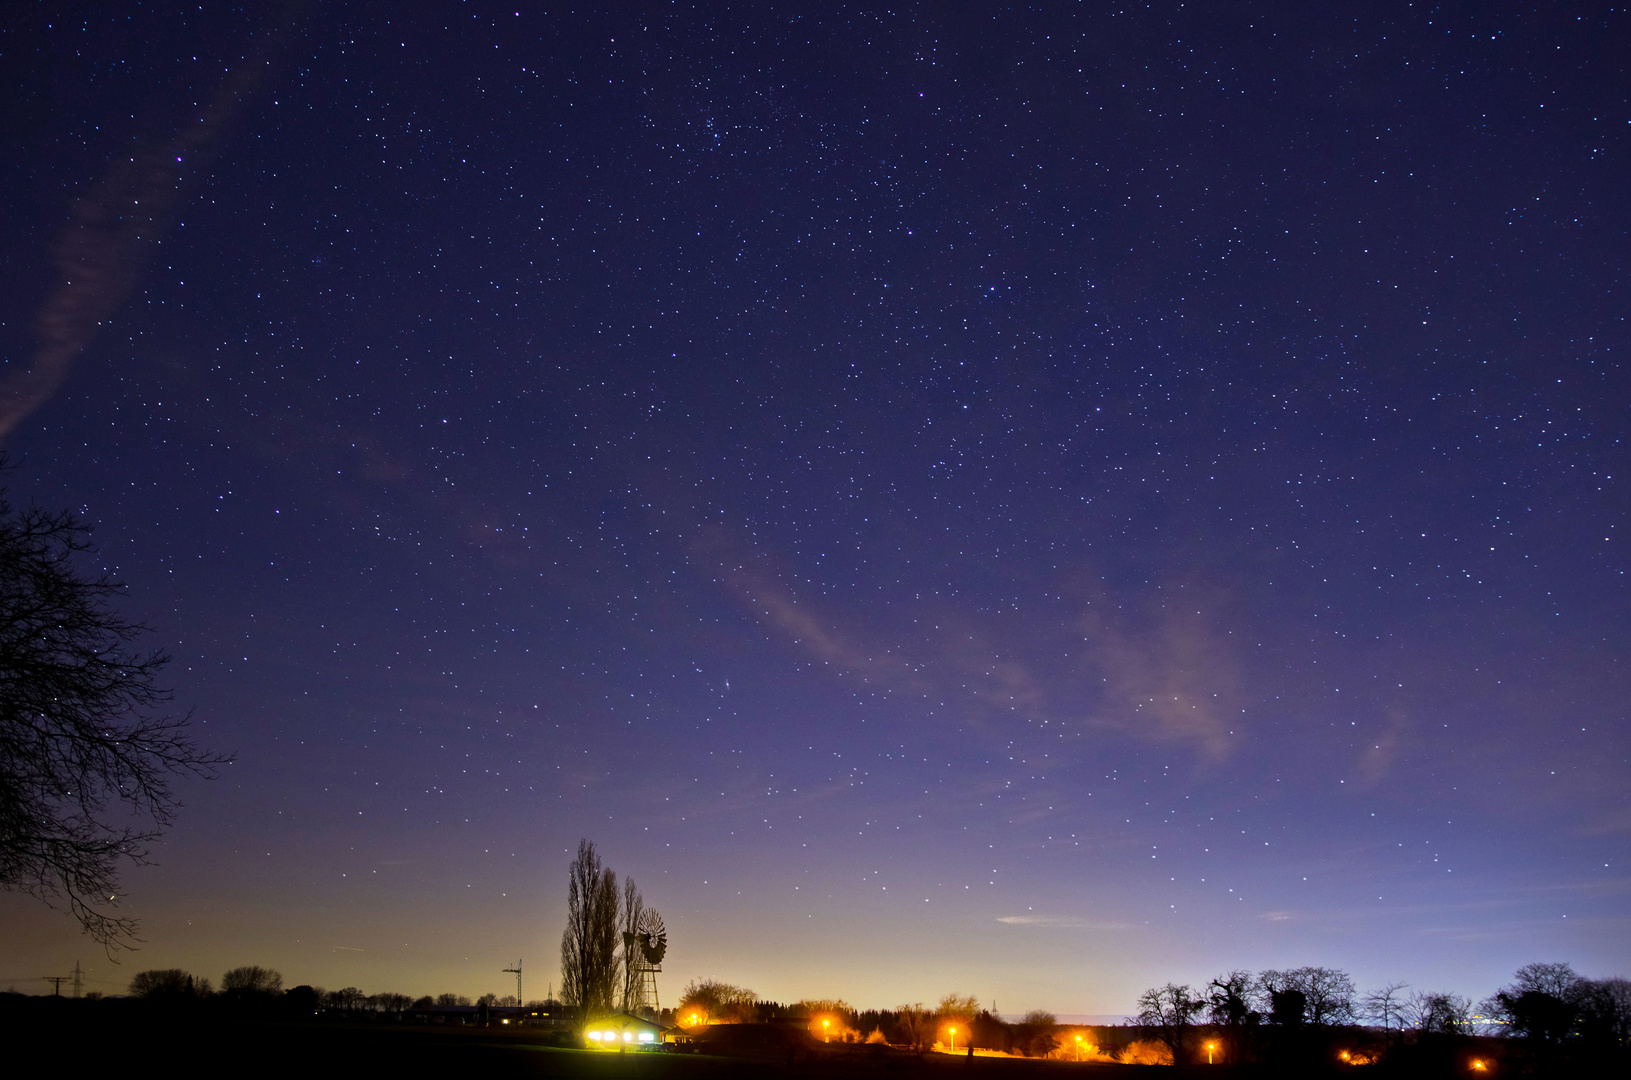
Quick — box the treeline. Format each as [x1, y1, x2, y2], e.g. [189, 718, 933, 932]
[675, 982, 1067, 1057]
[670, 961, 1629, 1071]
[1134, 961, 1630, 1072]
[119, 965, 545, 1018]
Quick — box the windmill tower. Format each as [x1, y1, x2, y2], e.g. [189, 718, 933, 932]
[625, 909, 665, 1017]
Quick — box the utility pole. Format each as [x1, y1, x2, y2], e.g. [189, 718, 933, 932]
[502, 959, 521, 1006]
[43, 976, 69, 996]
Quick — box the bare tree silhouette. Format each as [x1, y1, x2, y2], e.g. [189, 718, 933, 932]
[559, 839, 618, 1018]
[0, 475, 225, 946]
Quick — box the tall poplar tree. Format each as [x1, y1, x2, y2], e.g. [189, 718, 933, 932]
[559, 839, 618, 1017]
[618, 876, 645, 1013]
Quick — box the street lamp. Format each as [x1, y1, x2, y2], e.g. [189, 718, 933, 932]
[823, 1018, 830, 1043]
[1075, 1035, 1083, 1062]
[1207, 1041, 1217, 1065]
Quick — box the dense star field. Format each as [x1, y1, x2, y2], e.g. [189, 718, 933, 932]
[1, 2, 1626, 1011]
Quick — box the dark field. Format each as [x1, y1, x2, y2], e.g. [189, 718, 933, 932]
[29, 1023, 1156, 1079]
[5, 999, 1546, 1079]
[216, 1026, 1192, 1079]
[11, 1002, 1209, 1079]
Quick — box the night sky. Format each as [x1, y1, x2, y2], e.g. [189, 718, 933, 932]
[2, 2, 1627, 1013]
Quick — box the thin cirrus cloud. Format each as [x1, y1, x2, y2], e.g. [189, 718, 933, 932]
[0, 9, 301, 442]
[681, 514, 923, 689]
[676, 504, 1246, 760]
[1075, 595, 1243, 758]
[997, 915, 1130, 930]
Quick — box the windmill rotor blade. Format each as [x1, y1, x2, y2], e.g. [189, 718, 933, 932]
[636, 908, 668, 963]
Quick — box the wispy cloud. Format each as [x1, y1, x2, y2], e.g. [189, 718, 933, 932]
[1356, 710, 1411, 784]
[1075, 589, 1243, 757]
[669, 501, 1246, 759]
[997, 914, 1130, 930]
[0, 6, 304, 440]
[681, 516, 926, 692]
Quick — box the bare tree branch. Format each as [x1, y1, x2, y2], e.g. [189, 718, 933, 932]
[0, 470, 225, 949]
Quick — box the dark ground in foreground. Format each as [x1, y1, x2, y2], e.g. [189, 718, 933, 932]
[250, 1025, 1188, 1078]
[18, 1013, 1230, 1079]
[7, 1000, 1534, 1078]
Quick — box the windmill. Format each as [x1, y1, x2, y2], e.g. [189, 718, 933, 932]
[622, 908, 666, 1017]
